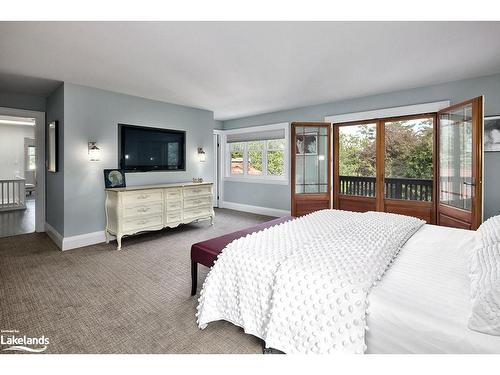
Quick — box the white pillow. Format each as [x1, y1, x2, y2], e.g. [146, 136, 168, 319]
[476, 215, 500, 246]
[468, 216, 500, 336]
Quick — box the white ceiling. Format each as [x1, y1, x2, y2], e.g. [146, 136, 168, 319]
[1, 21, 500, 120]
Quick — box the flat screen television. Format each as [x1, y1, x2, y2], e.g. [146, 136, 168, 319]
[118, 124, 186, 172]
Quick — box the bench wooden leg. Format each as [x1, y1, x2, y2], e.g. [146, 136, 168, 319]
[191, 260, 198, 296]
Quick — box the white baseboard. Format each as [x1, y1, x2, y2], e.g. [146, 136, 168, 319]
[44, 202, 287, 250]
[45, 222, 115, 251]
[62, 230, 115, 251]
[45, 222, 63, 249]
[220, 201, 290, 217]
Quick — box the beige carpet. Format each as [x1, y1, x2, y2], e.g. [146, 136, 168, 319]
[0, 208, 274, 354]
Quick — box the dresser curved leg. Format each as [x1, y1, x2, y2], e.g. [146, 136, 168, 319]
[210, 216, 214, 226]
[117, 235, 122, 251]
[105, 230, 110, 244]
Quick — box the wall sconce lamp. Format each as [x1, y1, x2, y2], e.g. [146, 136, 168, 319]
[198, 147, 206, 162]
[88, 142, 101, 162]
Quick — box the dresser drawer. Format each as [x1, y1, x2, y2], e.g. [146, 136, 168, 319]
[184, 196, 212, 209]
[123, 190, 163, 205]
[165, 188, 182, 200]
[123, 203, 163, 218]
[166, 210, 182, 223]
[122, 215, 163, 232]
[184, 185, 211, 198]
[166, 200, 183, 211]
[183, 206, 212, 220]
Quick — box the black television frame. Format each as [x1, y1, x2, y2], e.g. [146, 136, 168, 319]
[118, 123, 187, 172]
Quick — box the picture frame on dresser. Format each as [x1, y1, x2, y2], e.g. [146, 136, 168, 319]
[103, 169, 126, 188]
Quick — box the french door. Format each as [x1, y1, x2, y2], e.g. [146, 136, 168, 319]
[437, 97, 483, 230]
[291, 122, 331, 216]
[334, 114, 436, 222]
[291, 97, 483, 227]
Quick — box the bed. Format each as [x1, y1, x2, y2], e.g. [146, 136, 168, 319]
[367, 224, 500, 353]
[195, 209, 500, 354]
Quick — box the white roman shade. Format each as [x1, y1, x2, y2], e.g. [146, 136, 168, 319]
[226, 128, 285, 143]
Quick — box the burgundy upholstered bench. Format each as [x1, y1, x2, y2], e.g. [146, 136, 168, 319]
[190, 215, 295, 295]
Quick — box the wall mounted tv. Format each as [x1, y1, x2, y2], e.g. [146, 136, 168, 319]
[118, 124, 186, 172]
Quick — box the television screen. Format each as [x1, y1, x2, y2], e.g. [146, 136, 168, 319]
[119, 124, 186, 171]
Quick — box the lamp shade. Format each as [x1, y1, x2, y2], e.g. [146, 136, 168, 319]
[88, 142, 101, 162]
[198, 147, 206, 162]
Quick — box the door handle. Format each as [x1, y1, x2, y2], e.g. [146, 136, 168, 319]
[463, 181, 476, 186]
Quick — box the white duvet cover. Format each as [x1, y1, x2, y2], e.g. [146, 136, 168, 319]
[367, 224, 500, 353]
[196, 209, 424, 353]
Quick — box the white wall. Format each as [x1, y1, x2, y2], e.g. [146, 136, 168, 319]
[0, 123, 35, 179]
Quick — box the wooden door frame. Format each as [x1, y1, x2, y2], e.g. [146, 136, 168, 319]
[291, 122, 332, 216]
[333, 119, 378, 211]
[436, 96, 483, 229]
[333, 113, 438, 223]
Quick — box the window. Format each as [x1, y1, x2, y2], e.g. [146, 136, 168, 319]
[28, 145, 36, 170]
[336, 115, 435, 206]
[224, 124, 288, 183]
[267, 139, 285, 176]
[384, 117, 434, 201]
[247, 141, 263, 175]
[230, 142, 244, 175]
[338, 123, 377, 197]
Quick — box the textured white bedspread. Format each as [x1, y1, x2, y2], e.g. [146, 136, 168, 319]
[196, 209, 424, 353]
[367, 224, 500, 353]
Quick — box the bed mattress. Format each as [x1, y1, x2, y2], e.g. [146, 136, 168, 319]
[367, 224, 500, 353]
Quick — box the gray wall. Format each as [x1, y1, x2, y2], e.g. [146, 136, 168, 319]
[0, 90, 46, 112]
[63, 83, 216, 237]
[221, 73, 500, 219]
[224, 182, 290, 211]
[45, 84, 65, 234]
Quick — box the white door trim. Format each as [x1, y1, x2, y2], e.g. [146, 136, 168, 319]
[0, 106, 46, 233]
[213, 132, 219, 207]
[324, 100, 450, 123]
[214, 129, 223, 207]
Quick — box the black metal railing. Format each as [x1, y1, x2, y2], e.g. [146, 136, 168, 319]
[339, 175, 433, 201]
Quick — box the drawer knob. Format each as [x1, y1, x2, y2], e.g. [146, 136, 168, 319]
[138, 194, 150, 199]
[138, 207, 150, 212]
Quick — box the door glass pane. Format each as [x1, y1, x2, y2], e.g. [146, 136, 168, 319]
[384, 117, 433, 201]
[230, 142, 244, 175]
[247, 141, 263, 175]
[338, 124, 376, 197]
[439, 105, 473, 211]
[295, 126, 328, 194]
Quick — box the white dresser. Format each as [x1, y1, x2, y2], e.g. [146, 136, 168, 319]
[105, 182, 214, 250]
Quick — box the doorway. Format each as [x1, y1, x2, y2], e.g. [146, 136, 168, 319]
[0, 107, 45, 237]
[334, 114, 436, 222]
[329, 97, 483, 228]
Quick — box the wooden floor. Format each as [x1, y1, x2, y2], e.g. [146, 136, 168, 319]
[0, 197, 35, 238]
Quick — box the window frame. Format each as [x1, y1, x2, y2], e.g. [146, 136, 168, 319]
[222, 123, 289, 185]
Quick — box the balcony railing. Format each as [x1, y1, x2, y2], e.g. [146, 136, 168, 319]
[339, 175, 433, 201]
[0, 178, 27, 211]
